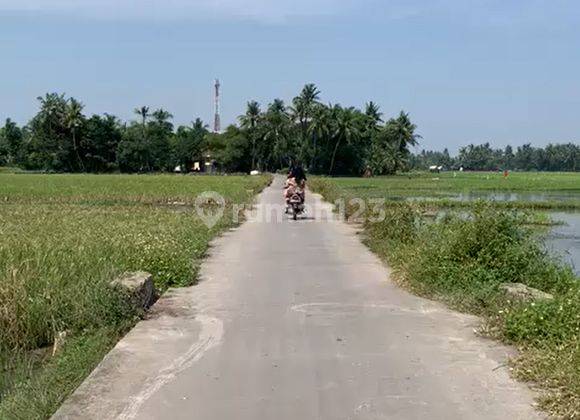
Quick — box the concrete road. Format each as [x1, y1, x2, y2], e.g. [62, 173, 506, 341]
[53, 176, 540, 420]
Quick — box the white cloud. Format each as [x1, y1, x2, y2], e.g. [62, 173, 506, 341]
[0, 0, 359, 22]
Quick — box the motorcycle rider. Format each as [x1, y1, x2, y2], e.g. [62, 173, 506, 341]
[289, 160, 307, 188]
[284, 159, 307, 209]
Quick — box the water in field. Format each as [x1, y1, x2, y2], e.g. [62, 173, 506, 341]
[424, 209, 580, 276]
[545, 212, 580, 276]
[391, 191, 580, 276]
[456, 191, 580, 203]
[388, 191, 580, 204]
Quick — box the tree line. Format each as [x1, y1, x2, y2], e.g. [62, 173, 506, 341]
[411, 142, 579, 172]
[0, 93, 208, 173]
[0, 85, 420, 175]
[1, 86, 576, 174]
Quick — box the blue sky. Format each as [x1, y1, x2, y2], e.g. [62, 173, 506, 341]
[1, 0, 579, 153]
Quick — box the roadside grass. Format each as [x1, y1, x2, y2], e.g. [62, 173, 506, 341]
[0, 328, 124, 420]
[310, 177, 580, 419]
[0, 173, 270, 419]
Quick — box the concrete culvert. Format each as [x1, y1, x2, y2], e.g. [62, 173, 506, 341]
[111, 271, 157, 310]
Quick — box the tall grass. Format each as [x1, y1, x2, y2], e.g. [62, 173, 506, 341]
[0, 173, 270, 418]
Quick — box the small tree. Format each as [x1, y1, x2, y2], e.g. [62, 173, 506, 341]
[0, 119, 23, 166]
[82, 114, 122, 172]
[171, 118, 208, 172]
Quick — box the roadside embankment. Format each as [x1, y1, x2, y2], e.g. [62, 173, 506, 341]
[310, 177, 580, 419]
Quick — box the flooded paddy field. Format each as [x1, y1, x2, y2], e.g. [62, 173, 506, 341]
[328, 172, 580, 275]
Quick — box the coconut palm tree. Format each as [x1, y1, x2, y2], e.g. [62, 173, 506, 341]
[151, 109, 174, 134]
[37, 93, 67, 133]
[291, 84, 321, 164]
[307, 104, 331, 172]
[329, 106, 361, 175]
[364, 101, 383, 131]
[392, 111, 420, 154]
[65, 97, 85, 171]
[152, 108, 173, 124]
[134, 106, 150, 136]
[239, 100, 261, 170]
[291, 84, 320, 127]
[269, 98, 287, 115]
[263, 99, 290, 168]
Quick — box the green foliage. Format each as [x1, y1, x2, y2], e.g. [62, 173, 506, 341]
[206, 126, 251, 173]
[505, 287, 580, 343]
[0, 173, 270, 416]
[117, 108, 175, 172]
[412, 142, 580, 172]
[81, 114, 123, 172]
[24, 93, 71, 171]
[311, 177, 580, 417]
[238, 101, 261, 170]
[0, 86, 426, 176]
[5, 87, 578, 175]
[116, 123, 150, 172]
[372, 205, 575, 308]
[0, 328, 123, 420]
[0, 119, 24, 167]
[171, 118, 208, 172]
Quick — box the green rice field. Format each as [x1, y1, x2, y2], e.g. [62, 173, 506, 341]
[0, 172, 270, 418]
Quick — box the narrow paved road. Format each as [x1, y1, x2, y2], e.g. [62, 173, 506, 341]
[54, 176, 540, 420]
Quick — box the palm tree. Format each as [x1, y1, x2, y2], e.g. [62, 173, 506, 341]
[65, 97, 85, 171]
[152, 108, 173, 124]
[307, 104, 331, 172]
[191, 118, 209, 132]
[291, 84, 320, 125]
[134, 106, 150, 136]
[364, 101, 383, 131]
[239, 101, 261, 170]
[151, 109, 174, 134]
[300, 83, 321, 104]
[391, 111, 421, 154]
[263, 99, 290, 168]
[269, 98, 287, 114]
[329, 106, 361, 175]
[37, 93, 67, 134]
[291, 84, 321, 164]
[382, 111, 420, 171]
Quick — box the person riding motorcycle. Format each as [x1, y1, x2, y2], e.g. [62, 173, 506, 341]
[284, 161, 307, 208]
[289, 162, 307, 188]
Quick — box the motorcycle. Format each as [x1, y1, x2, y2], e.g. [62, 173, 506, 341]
[284, 178, 305, 220]
[288, 186, 305, 220]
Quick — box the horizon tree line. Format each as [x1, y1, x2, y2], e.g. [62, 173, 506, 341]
[411, 142, 579, 172]
[0, 86, 578, 174]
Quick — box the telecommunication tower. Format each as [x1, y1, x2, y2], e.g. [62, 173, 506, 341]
[213, 79, 221, 133]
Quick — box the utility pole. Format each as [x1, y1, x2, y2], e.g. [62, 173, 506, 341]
[213, 79, 221, 133]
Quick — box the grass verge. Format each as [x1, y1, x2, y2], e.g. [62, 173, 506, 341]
[0, 173, 271, 419]
[310, 177, 580, 419]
